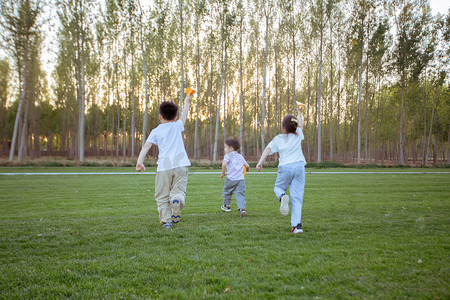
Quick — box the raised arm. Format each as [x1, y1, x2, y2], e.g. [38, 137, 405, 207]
[296, 106, 304, 130]
[136, 142, 153, 173]
[180, 95, 192, 125]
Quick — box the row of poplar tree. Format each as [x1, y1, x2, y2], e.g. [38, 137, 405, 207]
[0, 0, 449, 165]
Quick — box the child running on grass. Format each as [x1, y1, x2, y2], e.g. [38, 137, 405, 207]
[136, 93, 193, 229]
[256, 105, 306, 234]
[221, 137, 250, 217]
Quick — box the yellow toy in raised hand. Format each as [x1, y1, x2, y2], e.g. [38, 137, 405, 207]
[186, 87, 196, 96]
[296, 101, 305, 110]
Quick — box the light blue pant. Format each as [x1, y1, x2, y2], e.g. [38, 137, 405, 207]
[274, 161, 306, 227]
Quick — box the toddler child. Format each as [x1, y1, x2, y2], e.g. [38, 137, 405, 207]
[221, 137, 250, 217]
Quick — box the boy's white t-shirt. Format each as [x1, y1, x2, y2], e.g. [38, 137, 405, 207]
[147, 120, 191, 172]
[223, 151, 247, 181]
[267, 127, 306, 166]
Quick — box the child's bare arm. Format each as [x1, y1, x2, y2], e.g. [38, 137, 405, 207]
[180, 95, 192, 125]
[296, 106, 304, 130]
[136, 142, 153, 173]
[244, 162, 250, 171]
[256, 147, 272, 172]
[221, 161, 227, 178]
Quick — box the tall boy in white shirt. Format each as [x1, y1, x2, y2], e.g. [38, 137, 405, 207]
[136, 95, 192, 229]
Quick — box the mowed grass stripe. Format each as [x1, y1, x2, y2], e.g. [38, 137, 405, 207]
[0, 170, 449, 298]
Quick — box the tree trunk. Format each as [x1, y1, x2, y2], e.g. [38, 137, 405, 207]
[179, 0, 184, 114]
[213, 34, 225, 162]
[123, 50, 128, 160]
[131, 41, 136, 160]
[447, 125, 449, 165]
[274, 48, 278, 136]
[329, 26, 333, 161]
[364, 55, 369, 163]
[239, 22, 245, 155]
[307, 64, 311, 161]
[78, 4, 86, 162]
[105, 104, 109, 159]
[115, 63, 120, 159]
[357, 46, 364, 164]
[194, 28, 201, 161]
[426, 85, 439, 165]
[261, 14, 269, 150]
[422, 70, 427, 165]
[399, 71, 405, 165]
[18, 95, 29, 161]
[10, 33, 30, 161]
[256, 54, 260, 158]
[209, 49, 213, 160]
[337, 68, 341, 160]
[374, 78, 380, 163]
[140, 10, 149, 148]
[317, 11, 323, 163]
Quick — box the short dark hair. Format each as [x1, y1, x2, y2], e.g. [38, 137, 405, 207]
[159, 101, 178, 121]
[282, 115, 298, 134]
[225, 137, 240, 151]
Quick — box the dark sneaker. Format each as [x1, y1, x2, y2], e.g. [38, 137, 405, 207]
[221, 205, 231, 212]
[162, 222, 173, 229]
[239, 208, 247, 217]
[291, 223, 303, 234]
[171, 199, 181, 223]
[280, 194, 289, 216]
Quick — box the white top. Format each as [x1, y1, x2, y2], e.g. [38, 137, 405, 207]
[267, 127, 307, 166]
[146, 120, 191, 172]
[224, 151, 247, 181]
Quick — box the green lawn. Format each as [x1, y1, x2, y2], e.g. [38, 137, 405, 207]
[0, 167, 449, 298]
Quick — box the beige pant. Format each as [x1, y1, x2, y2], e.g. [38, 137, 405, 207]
[154, 166, 188, 223]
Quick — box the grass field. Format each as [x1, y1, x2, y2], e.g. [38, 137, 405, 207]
[1, 167, 449, 298]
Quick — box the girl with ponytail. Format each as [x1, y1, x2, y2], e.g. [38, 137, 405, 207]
[256, 105, 307, 234]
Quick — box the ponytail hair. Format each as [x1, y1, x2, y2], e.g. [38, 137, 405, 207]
[282, 115, 298, 134]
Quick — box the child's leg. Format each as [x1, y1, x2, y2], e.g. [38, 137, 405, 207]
[274, 165, 294, 199]
[289, 163, 306, 227]
[170, 167, 189, 209]
[222, 178, 235, 207]
[155, 170, 173, 223]
[234, 180, 246, 210]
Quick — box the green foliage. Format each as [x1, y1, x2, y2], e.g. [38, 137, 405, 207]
[0, 0, 448, 165]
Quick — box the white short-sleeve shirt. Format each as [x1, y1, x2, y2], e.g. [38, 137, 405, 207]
[223, 151, 247, 181]
[267, 127, 306, 166]
[147, 120, 191, 172]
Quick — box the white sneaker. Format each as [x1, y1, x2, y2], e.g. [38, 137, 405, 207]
[221, 205, 231, 212]
[280, 194, 289, 216]
[291, 224, 303, 234]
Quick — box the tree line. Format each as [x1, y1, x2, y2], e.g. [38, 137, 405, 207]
[0, 0, 449, 165]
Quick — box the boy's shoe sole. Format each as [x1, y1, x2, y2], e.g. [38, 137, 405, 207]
[162, 222, 173, 229]
[171, 199, 181, 223]
[239, 210, 247, 217]
[280, 195, 289, 216]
